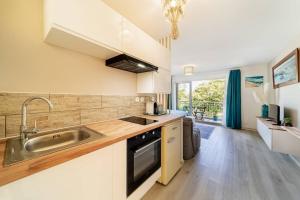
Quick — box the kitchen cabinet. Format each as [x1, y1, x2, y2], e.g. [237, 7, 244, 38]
[159, 120, 183, 185]
[44, 0, 170, 71]
[122, 19, 171, 71]
[257, 118, 300, 157]
[113, 140, 127, 200]
[137, 68, 171, 94]
[44, 0, 123, 59]
[0, 141, 127, 200]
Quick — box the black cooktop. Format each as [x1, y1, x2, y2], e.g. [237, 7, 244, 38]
[120, 116, 158, 125]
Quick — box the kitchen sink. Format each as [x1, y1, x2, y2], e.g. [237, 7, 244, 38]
[4, 126, 105, 166]
[24, 128, 91, 153]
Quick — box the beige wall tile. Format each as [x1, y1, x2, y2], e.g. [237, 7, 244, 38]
[0, 93, 50, 115]
[50, 94, 80, 112]
[143, 96, 152, 102]
[102, 96, 130, 108]
[79, 95, 102, 109]
[6, 111, 80, 137]
[0, 116, 5, 139]
[49, 110, 81, 129]
[81, 107, 119, 124]
[1, 93, 146, 139]
[118, 105, 145, 117]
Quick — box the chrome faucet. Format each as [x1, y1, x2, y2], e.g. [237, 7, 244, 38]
[20, 96, 53, 141]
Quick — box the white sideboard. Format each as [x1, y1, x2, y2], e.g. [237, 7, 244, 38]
[256, 117, 300, 157]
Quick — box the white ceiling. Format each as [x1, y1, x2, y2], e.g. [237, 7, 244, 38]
[103, 0, 300, 75]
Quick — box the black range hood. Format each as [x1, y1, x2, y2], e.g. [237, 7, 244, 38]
[105, 54, 158, 73]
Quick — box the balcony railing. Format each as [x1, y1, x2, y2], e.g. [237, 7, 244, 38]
[193, 101, 223, 121]
[177, 101, 223, 122]
[177, 100, 190, 112]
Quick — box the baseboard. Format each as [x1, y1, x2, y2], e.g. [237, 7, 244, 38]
[127, 168, 161, 200]
[289, 155, 300, 168]
[197, 121, 223, 126]
[242, 127, 257, 132]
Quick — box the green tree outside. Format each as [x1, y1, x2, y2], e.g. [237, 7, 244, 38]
[192, 79, 225, 119]
[176, 80, 225, 119]
[177, 83, 190, 112]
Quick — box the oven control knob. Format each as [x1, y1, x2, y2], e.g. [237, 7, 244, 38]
[142, 135, 146, 139]
[152, 131, 155, 135]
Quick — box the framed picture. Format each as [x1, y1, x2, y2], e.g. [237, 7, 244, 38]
[272, 48, 300, 89]
[245, 76, 264, 88]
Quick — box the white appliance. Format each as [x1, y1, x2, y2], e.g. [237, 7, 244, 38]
[159, 120, 183, 185]
[146, 101, 155, 115]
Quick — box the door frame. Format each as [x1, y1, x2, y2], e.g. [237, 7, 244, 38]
[175, 81, 192, 115]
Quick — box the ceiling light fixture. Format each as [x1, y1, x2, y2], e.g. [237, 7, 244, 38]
[162, 0, 187, 40]
[184, 65, 194, 76]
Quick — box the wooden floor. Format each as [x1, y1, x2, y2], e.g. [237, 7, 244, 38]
[143, 126, 300, 200]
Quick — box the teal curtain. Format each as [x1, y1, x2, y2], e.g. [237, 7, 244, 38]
[226, 69, 241, 129]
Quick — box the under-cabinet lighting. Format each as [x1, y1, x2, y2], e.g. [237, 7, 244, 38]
[137, 63, 146, 68]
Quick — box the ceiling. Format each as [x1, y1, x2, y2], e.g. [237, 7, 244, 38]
[103, 0, 300, 75]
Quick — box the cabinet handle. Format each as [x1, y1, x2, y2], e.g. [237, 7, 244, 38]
[134, 138, 161, 153]
[167, 137, 175, 143]
[172, 127, 178, 130]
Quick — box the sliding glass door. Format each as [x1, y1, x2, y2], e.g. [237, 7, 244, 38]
[175, 79, 225, 123]
[176, 82, 192, 115]
[192, 80, 225, 123]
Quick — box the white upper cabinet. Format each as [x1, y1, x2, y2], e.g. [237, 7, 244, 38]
[154, 68, 171, 93]
[137, 68, 171, 94]
[43, 0, 171, 72]
[122, 18, 171, 70]
[44, 0, 123, 59]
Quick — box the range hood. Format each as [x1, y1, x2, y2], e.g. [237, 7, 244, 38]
[105, 54, 158, 73]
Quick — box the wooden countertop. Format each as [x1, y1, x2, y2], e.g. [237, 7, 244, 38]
[0, 114, 184, 186]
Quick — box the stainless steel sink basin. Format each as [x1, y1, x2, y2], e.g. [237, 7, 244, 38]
[4, 126, 105, 166]
[24, 128, 91, 153]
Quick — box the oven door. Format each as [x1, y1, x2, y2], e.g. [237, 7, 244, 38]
[127, 138, 161, 196]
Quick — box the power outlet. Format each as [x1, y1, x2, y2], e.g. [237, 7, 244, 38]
[140, 97, 144, 102]
[135, 97, 140, 102]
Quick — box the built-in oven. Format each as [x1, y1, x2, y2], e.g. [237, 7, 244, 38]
[127, 127, 161, 196]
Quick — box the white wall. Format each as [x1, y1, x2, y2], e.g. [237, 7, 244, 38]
[268, 38, 300, 128]
[0, 0, 137, 96]
[240, 64, 270, 130]
[172, 64, 269, 130]
[172, 69, 229, 83]
[267, 38, 300, 163]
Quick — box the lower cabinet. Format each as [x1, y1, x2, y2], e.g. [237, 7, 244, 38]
[159, 120, 183, 185]
[0, 141, 126, 200]
[257, 118, 272, 149]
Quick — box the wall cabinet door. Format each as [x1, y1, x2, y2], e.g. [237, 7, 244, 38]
[137, 71, 155, 94]
[154, 68, 171, 94]
[122, 18, 156, 65]
[44, 0, 170, 69]
[137, 68, 171, 94]
[44, 0, 123, 59]
[153, 45, 171, 71]
[122, 19, 170, 70]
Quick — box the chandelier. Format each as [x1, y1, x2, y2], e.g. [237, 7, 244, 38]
[162, 0, 187, 40]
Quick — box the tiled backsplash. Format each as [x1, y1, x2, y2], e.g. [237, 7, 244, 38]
[0, 93, 150, 139]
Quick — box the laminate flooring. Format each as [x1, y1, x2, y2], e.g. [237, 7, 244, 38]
[143, 126, 300, 200]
